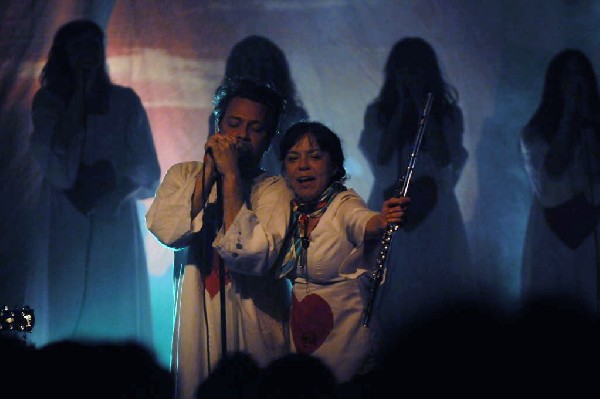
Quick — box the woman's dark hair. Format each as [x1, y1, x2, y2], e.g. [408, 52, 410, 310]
[224, 35, 304, 109]
[526, 48, 600, 142]
[376, 37, 458, 126]
[213, 77, 286, 141]
[40, 19, 111, 100]
[279, 121, 347, 183]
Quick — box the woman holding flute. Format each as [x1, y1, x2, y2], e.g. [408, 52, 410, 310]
[213, 121, 410, 384]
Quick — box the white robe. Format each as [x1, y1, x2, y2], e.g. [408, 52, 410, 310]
[28, 85, 160, 350]
[146, 162, 292, 399]
[359, 102, 478, 345]
[217, 188, 382, 384]
[520, 123, 600, 312]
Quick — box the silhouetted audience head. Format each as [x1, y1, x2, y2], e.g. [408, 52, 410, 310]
[32, 340, 173, 398]
[195, 351, 338, 398]
[0, 333, 37, 397]
[356, 296, 600, 397]
[195, 351, 261, 399]
[257, 353, 338, 398]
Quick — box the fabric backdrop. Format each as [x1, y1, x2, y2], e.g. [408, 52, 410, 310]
[1, 0, 599, 367]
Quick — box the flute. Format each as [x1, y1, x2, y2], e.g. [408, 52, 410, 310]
[362, 92, 434, 327]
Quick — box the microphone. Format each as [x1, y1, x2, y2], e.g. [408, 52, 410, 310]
[206, 142, 251, 157]
[204, 141, 254, 180]
[78, 58, 95, 83]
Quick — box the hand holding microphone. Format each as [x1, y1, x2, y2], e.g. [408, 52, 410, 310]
[71, 47, 100, 95]
[77, 64, 97, 96]
[205, 135, 249, 177]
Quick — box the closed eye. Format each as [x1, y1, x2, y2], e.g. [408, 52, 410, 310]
[226, 117, 242, 128]
[249, 122, 266, 133]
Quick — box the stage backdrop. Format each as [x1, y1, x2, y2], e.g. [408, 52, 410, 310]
[1, 0, 599, 368]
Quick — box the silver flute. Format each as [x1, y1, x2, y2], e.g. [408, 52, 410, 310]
[362, 92, 434, 327]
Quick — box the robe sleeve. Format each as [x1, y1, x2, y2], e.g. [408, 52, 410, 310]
[117, 88, 161, 201]
[214, 176, 292, 276]
[332, 189, 379, 278]
[146, 161, 207, 248]
[30, 88, 84, 190]
[336, 190, 379, 248]
[442, 105, 468, 191]
[359, 103, 386, 168]
[520, 124, 592, 207]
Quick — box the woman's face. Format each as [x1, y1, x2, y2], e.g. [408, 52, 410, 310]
[65, 30, 103, 72]
[560, 57, 589, 100]
[284, 134, 337, 202]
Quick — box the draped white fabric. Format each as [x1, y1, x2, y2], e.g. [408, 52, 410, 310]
[1, 0, 599, 367]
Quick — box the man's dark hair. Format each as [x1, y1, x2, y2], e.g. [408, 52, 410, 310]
[213, 77, 286, 140]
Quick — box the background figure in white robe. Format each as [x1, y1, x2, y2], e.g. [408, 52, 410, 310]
[29, 19, 161, 350]
[359, 37, 478, 347]
[208, 35, 309, 175]
[146, 78, 290, 399]
[520, 49, 600, 313]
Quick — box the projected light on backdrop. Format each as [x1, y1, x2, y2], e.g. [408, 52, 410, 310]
[4, 0, 599, 371]
[104, 47, 222, 277]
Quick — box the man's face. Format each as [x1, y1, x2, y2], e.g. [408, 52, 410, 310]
[218, 97, 272, 168]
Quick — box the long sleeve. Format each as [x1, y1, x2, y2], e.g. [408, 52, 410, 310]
[329, 190, 378, 277]
[214, 176, 293, 276]
[359, 103, 400, 210]
[93, 88, 161, 216]
[442, 105, 468, 190]
[520, 124, 597, 207]
[146, 161, 207, 249]
[30, 88, 84, 190]
[359, 103, 387, 169]
[398, 104, 467, 195]
[337, 192, 379, 248]
[116, 89, 161, 201]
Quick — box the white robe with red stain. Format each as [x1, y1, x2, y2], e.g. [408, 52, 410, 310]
[146, 162, 292, 399]
[217, 188, 381, 384]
